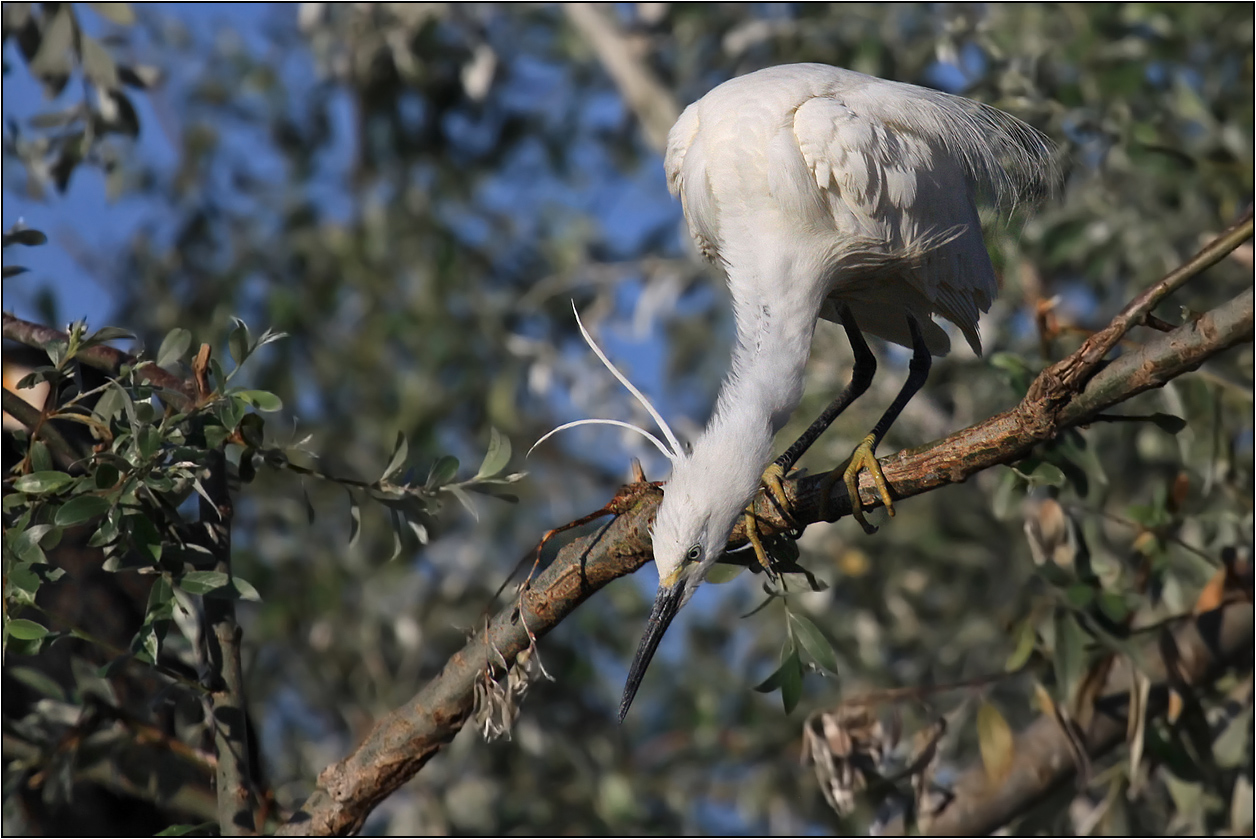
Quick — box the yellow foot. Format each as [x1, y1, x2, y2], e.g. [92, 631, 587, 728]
[828, 433, 895, 535]
[743, 462, 794, 578]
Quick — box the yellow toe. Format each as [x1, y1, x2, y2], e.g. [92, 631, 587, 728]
[842, 434, 894, 534]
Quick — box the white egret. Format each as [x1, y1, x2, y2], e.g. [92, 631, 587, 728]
[578, 63, 1055, 720]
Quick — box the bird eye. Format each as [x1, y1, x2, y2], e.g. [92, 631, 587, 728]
[686, 545, 702, 562]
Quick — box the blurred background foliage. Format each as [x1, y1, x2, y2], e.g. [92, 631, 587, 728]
[2, 3, 1252, 834]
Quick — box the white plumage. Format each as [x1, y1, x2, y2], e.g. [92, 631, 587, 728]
[615, 63, 1055, 720]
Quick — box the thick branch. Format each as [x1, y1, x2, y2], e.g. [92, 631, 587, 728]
[279, 280, 1252, 830]
[789, 285, 1254, 525]
[924, 600, 1254, 835]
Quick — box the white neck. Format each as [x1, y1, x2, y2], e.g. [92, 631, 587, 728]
[662, 261, 826, 549]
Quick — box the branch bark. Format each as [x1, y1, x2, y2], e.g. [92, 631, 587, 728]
[278, 226, 1253, 833]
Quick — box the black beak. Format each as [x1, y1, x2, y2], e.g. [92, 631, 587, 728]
[618, 582, 685, 722]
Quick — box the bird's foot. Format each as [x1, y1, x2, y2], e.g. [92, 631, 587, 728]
[743, 462, 798, 578]
[823, 433, 894, 535]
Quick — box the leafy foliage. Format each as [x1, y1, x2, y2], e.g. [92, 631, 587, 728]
[3, 3, 1252, 835]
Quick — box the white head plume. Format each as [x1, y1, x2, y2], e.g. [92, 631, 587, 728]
[529, 302, 684, 465]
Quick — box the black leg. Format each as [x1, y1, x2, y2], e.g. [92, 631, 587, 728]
[775, 306, 877, 473]
[824, 314, 932, 534]
[865, 315, 932, 451]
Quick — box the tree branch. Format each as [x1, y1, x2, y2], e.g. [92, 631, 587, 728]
[1, 386, 88, 468]
[2, 313, 198, 411]
[564, 4, 681, 155]
[279, 234, 1253, 832]
[188, 343, 258, 834]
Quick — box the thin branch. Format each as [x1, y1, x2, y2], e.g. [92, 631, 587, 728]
[278, 252, 1253, 831]
[1026, 206, 1253, 405]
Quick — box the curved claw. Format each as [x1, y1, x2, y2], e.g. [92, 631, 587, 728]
[841, 433, 895, 534]
[743, 462, 795, 578]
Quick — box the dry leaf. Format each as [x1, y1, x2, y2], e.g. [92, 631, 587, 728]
[977, 702, 1015, 784]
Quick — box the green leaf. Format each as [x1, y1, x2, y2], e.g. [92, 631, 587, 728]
[94, 462, 121, 490]
[787, 611, 839, 675]
[178, 571, 230, 595]
[93, 381, 131, 422]
[6, 618, 49, 640]
[753, 655, 788, 693]
[427, 455, 459, 488]
[228, 319, 251, 366]
[83, 326, 134, 346]
[132, 620, 161, 664]
[4, 228, 49, 247]
[146, 576, 173, 619]
[1053, 610, 1089, 709]
[382, 431, 408, 481]
[446, 484, 479, 521]
[14, 471, 74, 494]
[238, 413, 265, 448]
[157, 328, 192, 368]
[137, 424, 162, 459]
[1028, 462, 1066, 488]
[6, 563, 42, 602]
[46, 337, 68, 367]
[705, 563, 746, 584]
[54, 494, 111, 526]
[127, 513, 163, 564]
[1065, 583, 1095, 610]
[29, 440, 52, 473]
[232, 577, 262, 602]
[1149, 413, 1187, 434]
[778, 648, 804, 714]
[1005, 617, 1037, 672]
[236, 389, 283, 412]
[1098, 591, 1130, 623]
[475, 427, 511, 479]
[6, 665, 66, 700]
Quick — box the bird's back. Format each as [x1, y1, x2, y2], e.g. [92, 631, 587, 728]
[666, 63, 1055, 354]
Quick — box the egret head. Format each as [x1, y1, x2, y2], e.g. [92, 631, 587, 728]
[531, 305, 760, 722]
[617, 433, 762, 721]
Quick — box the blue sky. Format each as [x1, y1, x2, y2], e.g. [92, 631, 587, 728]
[3, 5, 281, 326]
